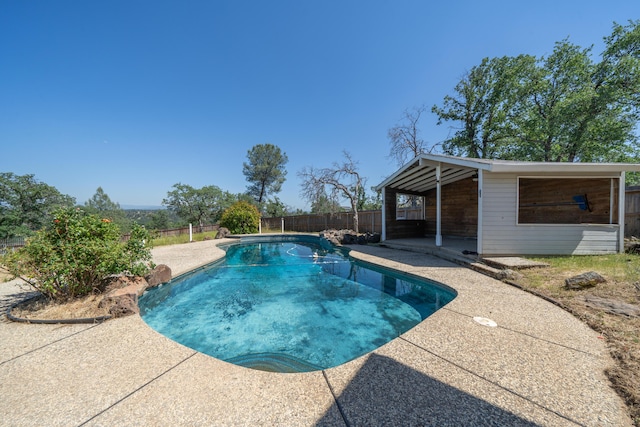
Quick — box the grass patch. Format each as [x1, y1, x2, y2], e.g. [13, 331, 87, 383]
[152, 231, 218, 247]
[514, 252, 640, 426]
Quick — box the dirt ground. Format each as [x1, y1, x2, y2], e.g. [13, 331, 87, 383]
[2, 270, 111, 320]
[514, 260, 640, 426]
[10, 292, 110, 320]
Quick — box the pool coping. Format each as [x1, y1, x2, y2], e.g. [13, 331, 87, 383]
[0, 237, 632, 426]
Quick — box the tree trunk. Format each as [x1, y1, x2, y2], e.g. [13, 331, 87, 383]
[351, 199, 359, 234]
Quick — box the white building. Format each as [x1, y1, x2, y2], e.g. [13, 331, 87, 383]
[375, 154, 640, 256]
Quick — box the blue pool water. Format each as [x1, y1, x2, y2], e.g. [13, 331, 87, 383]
[139, 236, 456, 372]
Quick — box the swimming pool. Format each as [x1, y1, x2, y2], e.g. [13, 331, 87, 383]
[139, 236, 456, 372]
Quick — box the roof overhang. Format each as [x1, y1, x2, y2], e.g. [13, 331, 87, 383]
[375, 154, 640, 194]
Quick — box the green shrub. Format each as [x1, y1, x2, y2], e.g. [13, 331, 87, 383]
[219, 201, 260, 234]
[1, 207, 153, 300]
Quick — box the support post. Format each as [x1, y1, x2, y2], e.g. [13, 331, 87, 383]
[476, 169, 483, 255]
[381, 187, 386, 241]
[189, 223, 193, 242]
[619, 172, 625, 253]
[435, 164, 442, 247]
[281, 217, 284, 234]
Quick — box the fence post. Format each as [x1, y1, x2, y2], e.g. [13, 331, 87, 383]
[259, 217, 262, 234]
[281, 217, 284, 233]
[189, 224, 193, 242]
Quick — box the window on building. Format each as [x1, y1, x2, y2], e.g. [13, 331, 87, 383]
[396, 194, 425, 220]
[517, 177, 618, 225]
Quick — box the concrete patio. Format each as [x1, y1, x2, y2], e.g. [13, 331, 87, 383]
[0, 239, 631, 426]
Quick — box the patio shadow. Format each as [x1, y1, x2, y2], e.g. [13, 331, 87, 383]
[317, 353, 541, 427]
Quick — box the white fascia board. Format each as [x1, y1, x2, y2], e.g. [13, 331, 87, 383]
[488, 161, 640, 173]
[418, 154, 493, 171]
[374, 157, 423, 191]
[375, 152, 640, 191]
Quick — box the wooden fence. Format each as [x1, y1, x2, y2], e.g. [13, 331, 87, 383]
[151, 224, 219, 238]
[0, 237, 26, 254]
[121, 224, 218, 241]
[261, 210, 382, 234]
[625, 186, 640, 237]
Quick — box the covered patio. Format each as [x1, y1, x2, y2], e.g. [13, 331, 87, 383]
[380, 236, 478, 259]
[375, 154, 640, 256]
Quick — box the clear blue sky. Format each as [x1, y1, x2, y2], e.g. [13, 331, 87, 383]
[1, 1, 637, 209]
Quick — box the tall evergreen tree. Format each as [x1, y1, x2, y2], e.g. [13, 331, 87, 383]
[243, 144, 288, 205]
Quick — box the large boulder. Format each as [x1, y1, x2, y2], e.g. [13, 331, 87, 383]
[342, 232, 357, 245]
[366, 232, 381, 244]
[319, 229, 344, 245]
[564, 271, 606, 290]
[319, 229, 378, 246]
[145, 264, 172, 288]
[99, 275, 149, 317]
[215, 227, 231, 239]
[99, 284, 143, 317]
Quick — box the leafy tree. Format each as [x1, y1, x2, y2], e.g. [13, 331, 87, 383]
[432, 21, 640, 163]
[162, 183, 234, 231]
[85, 187, 131, 232]
[235, 192, 259, 206]
[432, 55, 534, 159]
[0, 173, 75, 238]
[220, 201, 260, 234]
[298, 151, 365, 233]
[387, 105, 431, 166]
[361, 187, 382, 210]
[310, 193, 342, 214]
[264, 197, 289, 218]
[147, 209, 170, 230]
[512, 39, 637, 162]
[243, 144, 288, 205]
[1, 207, 153, 300]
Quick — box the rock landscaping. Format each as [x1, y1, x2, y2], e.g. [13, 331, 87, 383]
[9, 264, 172, 321]
[320, 229, 381, 246]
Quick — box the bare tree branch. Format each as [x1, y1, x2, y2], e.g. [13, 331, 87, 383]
[298, 152, 364, 233]
[387, 105, 430, 166]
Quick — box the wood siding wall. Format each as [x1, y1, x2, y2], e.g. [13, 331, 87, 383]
[424, 177, 478, 237]
[518, 177, 617, 224]
[626, 187, 640, 237]
[481, 173, 620, 255]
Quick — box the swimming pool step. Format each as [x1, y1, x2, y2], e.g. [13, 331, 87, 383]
[224, 352, 324, 373]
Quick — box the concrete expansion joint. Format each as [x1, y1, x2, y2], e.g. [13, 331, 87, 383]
[321, 370, 350, 427]
[0, 322, 102, 367]
[77, 351, 198, 426]
[443, 307, 602, 358]
[397, 336, 586, 427]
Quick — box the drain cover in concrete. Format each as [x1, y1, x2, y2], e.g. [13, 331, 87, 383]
[473, 317, 497, 327]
